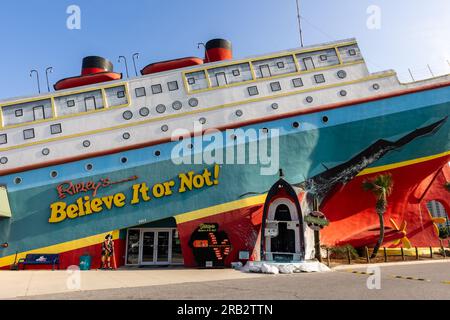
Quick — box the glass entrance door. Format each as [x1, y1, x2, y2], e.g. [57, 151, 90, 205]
[126, 228, 184, 266]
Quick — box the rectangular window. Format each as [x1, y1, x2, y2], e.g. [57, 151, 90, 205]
[277, 62, 285, 69]
[292, 78, 304, 87]
[33, 105, 46, 121]
[232, 69, 240, 76]
[117, 91, 125, 98]
[247, 86, 259, 96]
[84, 96, 97, 111]
[187, 77, 195, 85]
[0, 134, 7, 145]
[270, 82, 281, 92]
[349, 49, 357, 56]
[314, 74, 325, 84]
[135, 87, 146, 97]
[259, 65, 271, 78]
[320, 54, 328, 61]
[23, 128, 35, 140]
[15, 109, 23, 117]
[151, 84, 163, 94]
[50, 124, 62, 135]
[167, 81, 179, 91]
[207, 63, 252, 88]
[67, 100, 75, 107]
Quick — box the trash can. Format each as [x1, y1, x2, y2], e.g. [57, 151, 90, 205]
[79, 255, 91, 271]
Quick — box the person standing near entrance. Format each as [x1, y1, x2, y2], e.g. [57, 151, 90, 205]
[101, 234, 115, 270]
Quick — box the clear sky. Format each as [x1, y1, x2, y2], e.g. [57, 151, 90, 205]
[0, 0, 448, 100]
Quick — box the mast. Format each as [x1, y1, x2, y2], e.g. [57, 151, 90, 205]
[296, 0, 304, 47]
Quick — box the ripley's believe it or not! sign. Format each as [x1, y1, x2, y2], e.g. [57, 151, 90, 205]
[48, 165, 220, 224]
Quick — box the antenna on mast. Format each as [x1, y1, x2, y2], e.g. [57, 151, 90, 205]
[296, 0, 304, 47]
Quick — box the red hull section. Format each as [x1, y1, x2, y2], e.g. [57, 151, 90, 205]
[141, 57, 204, 75]
[54, 72, 122, 91]
[320, 156, 450, 248]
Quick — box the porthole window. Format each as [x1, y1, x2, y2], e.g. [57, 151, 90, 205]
[373, 83, 380, 90]
[23, 129, 35, 140]
[232, 69, 240, 76]
[50, 124, 62, 135]
[337, 70, 347, 79]
[235, 110, 243, 117]
[0, 157, 8, 165]
[322, 116, 329, 123]
[188, 98, 199, 108]
[151, 84, 163, 95]
[199, 117, 206, 124]
[271, 103, 279, 110]
[293, 122, 300, 128]
[0, 134, 7, 145]
[83, 140, 91, 148]
[139, 107, 150, 117]
[50, 171, 58, 178]
[292, 78, 304, 88]
[154, 150, 161, 157]
[306, 96, 314, 103]
[14, 177, 22, 185]
[42, 148, 50, 156]
[135, 87, 146, 97]
[122, 132, 131, 140]
[161, 125, 169, 132]
[123, 110, 133, 120]
[247, 86, 259, 96]
[314, 74, 325, 84]
[156, 104, 166, 114]
[172, 101, 182, 110]
[339, 90, 347, 97]
[168, 81, 179, 91]
[270, 82, 281, 92]
[120, 157, 128, 164]
[85, 163, 93, 171]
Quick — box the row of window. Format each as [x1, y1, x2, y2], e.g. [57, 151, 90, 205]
[0, 123, 62, 144]
[134, 80, 179, 98]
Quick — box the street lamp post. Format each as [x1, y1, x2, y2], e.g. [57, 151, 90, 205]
[45, 67, 53, 92]
[30, 69, 41, 94]
[132, 53, 140, 77]
[118, 56, 129, 78]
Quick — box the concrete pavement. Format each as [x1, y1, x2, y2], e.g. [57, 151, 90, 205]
[2, 260, 450, 300]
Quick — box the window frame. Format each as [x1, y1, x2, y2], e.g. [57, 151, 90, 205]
[247, 86, 259, 96]
[292, 78, 304, 88]
[67, 100, 76, 108]
[276, 61, 285, 69]
[23, 128, 35, 140]
[314, 74, 326, 84]
[232, 69, 240, 77]
[0, 134, 7, 145]
[167, 81, 179, 91]
[187, 77, 195, 85]
[15, 109, 23, 117]
[151, 84, 163, 95]
[270, 81, 282, 92]
[117, 91, 125, 99]
[50, 123, 62, 135]
[135, 87, 146, 97]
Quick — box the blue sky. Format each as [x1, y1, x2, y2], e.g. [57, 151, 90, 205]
[0, 0, 448, 100]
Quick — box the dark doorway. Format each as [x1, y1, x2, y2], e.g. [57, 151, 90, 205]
[271, 204, 296, 254]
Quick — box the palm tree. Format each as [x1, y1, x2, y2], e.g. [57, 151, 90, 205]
[362, 173, 394, 259]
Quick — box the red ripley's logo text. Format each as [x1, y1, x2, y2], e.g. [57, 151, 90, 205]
[56, 176, 138, 199]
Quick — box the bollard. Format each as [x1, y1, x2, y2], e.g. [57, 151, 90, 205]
[365, 247, 370, 263]
[440, 240, 446, 259]
[347, 247, 352, 265]
[326, 248, 330, 267]
[384, 247, 388, 262]
[430, 246, 433, 259]
[415, 247, 419, 260]
[401, 247, 405, 261]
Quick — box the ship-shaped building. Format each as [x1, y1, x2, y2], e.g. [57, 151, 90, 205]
[0, 38, 448, 269]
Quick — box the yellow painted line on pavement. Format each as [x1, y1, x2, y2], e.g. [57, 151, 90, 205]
[391, 275, 430, 282]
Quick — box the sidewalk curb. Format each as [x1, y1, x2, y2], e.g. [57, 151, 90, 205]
[332, 259, 450, 270]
